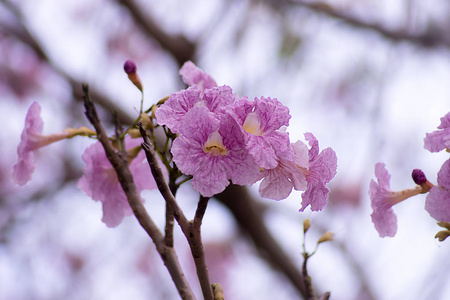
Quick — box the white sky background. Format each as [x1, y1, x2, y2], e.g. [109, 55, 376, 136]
[1, 0, 450, 299]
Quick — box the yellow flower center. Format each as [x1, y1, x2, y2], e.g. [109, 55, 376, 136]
[243, 112, 263, 136]
[203, 131, 228, 156]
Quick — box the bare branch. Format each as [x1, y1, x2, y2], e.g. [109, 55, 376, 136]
[274, 0, 450, 50]
[116, 0, 196, 66]
[139, 124, 213, 300]
[83, 85, 196, 300]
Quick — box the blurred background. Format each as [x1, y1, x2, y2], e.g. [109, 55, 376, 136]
[1, 0, 450, 299]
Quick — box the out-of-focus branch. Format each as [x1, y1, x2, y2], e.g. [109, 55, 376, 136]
[274, 0, 450, 50]
[117, 0, 196, 66]
[215, 185, 308, 299]
[83, 86, 196, 300]
[0, 1, 134, 124]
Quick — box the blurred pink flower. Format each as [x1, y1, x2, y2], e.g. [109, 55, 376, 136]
[424, 112, 450, 152]
[12, 102, 73, 186]
[369, 163, 421, 237]
[425, 159, 450, 222]
[299, 133, 337, 212]
[78, 137, 158, 227]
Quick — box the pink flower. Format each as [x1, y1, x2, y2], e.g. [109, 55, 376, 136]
[299, 133, 337, 212]
[425, 159, 450, 222]
[369, 163, 421, 237]
[258, 140, 309, 200]
[12, 102, 73, 186]
[171, 107, 259, 197]
[156, 85, 237, 133]
[179, 61, 217, 91]
[424, 112, 450, 152]
[78, 137, 158, 227]
[231, 97, 293, 169]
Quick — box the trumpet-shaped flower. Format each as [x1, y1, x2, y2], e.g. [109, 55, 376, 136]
[424, 112, 450, 152]
[78, 137, 157, 228]
[425, 159, 450, 222]
[156, 85, 237, 133]
[299, 133, 337, 212]
[369, 163, 422, 237]
[12, 102, 87, 186]
[171, 107, 259, 197]
[231, 97, 293, 169]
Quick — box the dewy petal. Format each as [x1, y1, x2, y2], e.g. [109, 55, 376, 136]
[179, 61, 217, 91]
[299, 133, 337, 212]
[424, 112, 450, 152]
[425, 158, 450, 222]
[78, 137, 158, 228]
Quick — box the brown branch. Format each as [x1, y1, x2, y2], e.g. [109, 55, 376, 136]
[0, 1, 134, 124]
[139, 124, 213, 300]
[190, 195, 213, 300]
[277, 0, 450, 50]
[83, 85, 196, 300]
[214, 184, 308, 299]
[116, 0, 196, 66]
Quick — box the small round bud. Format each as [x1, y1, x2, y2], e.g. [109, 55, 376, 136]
[123, 59, 143, 92]
[412, 169, 427, 185]
[123, 59, 137, 74]
[411, 169, 434, 193]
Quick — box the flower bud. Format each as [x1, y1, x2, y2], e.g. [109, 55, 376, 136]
[317, 231, 333, 244]
[123, 59, 143, 92]
[435, 230, 450, 242]
[139, 113, 153, 129]
[303, 219, 311, 234]
[437, 221, 450, 230]
[212, 283, 224, 300]
[411, 169, 433, 193]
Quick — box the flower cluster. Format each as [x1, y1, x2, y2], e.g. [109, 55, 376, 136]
[156, 61, 337, 210]
[12, 61, 338, 228]
[369, 111, 450, 238]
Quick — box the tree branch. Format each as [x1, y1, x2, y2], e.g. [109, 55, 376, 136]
[214, 184, 308, 299]
[83, 85, 196, 300]
[139, 124, 213, 300]
[116, 0, 197, 66]
[277, 0, 450, 50]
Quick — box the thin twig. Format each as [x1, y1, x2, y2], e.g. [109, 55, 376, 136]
[83, 85, 196, 300]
